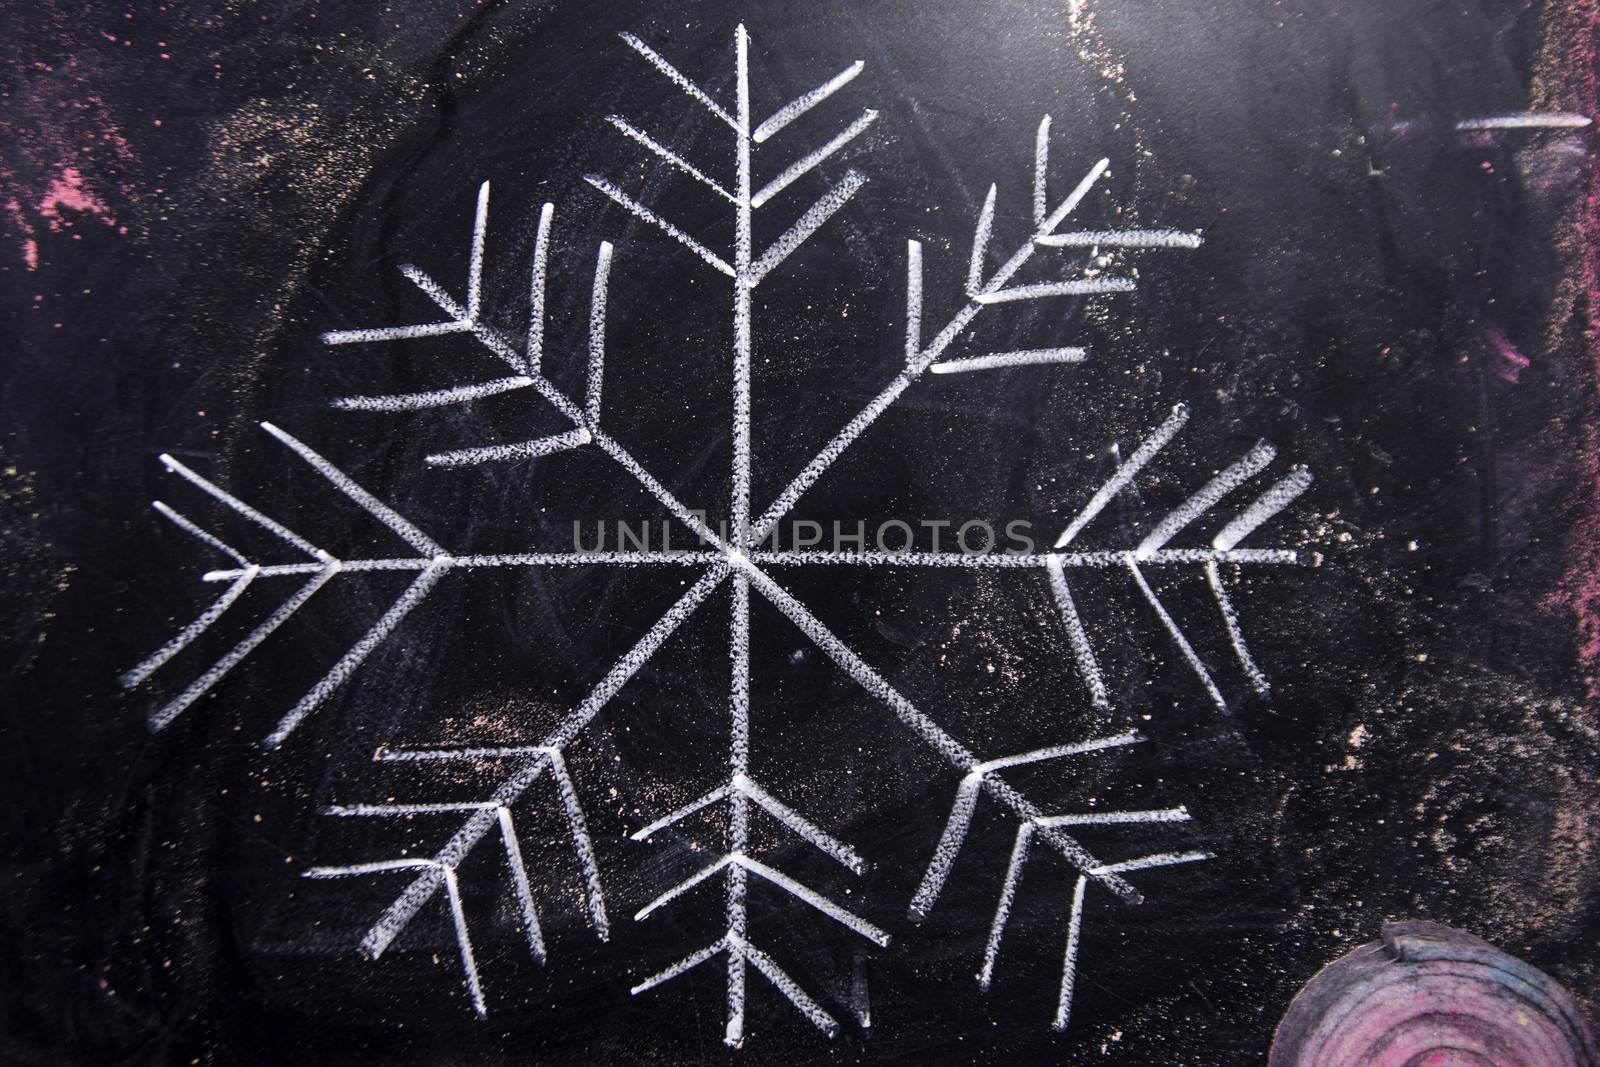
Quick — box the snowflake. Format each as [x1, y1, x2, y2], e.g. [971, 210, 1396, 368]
[123, 25, 1313, 1047]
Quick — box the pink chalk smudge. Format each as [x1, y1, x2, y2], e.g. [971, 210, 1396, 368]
[1, 62, 137, 271]
[1485, 326, 1531, 383]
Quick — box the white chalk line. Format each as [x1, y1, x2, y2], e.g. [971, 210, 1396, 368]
[497, 805, 549, 963]
[747, 170, 867, 285]
[587, 242, 612, 427]
[1056, 403, 1190, 548]
[121, 566, 258, 688]
[752, 109, 877, 209]
[1037, 806, 1189, 828]
[752, 153, 1117, 540]
[197, 548, 1300, 582]
[357, 567, 726, 960]
[204, 550, 717, 581]
[909, 731, 1139, 920]
[631, 784, 731, 840]
[528, 202, 553, 375]
[541, 748, 611, 939]
[1136, 440, 1276, 558]
[152, 500, 247, 565]
[425, 427, 591, 468]
[973, 277, 1135, 304]
[259, 421, 444, 557]
[620, 31, 738, 131]
[585, 175, 735, 278]
[1033, 115, 1051, 228]
[904, 240, 923, 366]
[264, 560, 448, 748]
[1126, 556, 1226, 710]
[148, 564, 337, 731]
[734, 557, 1136, 904]
[608, 114, 737, 203]
[332, 375, 535, 413]
[967, 184, 997, 297]
[632, 937, 730, 994]
[1053, 875, 1088, 1031]
[1091, 849, 1212, 876]
[1045, 554, 1110, 710]
[323, 320, 470, 346]
[1037, 229, 1203, 249]
[977, 822, 1034, 988]
[1206, 560, 1269, 696]
[734, 774, 867, 874]
[754, 60, 864, 143]
[931, 348, 1087, 374]
[159, 453, 327, 562]
[635, 855, 731, 921]
[440, 865, 488, 1017]
[736, 855, 890, 946]
[1214, 465, 1313, 550]
[1457, 112, 1592, 129]
[737, 935, 840, 1038]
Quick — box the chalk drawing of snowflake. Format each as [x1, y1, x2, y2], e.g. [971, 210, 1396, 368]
[123, 25, 1314, 1046]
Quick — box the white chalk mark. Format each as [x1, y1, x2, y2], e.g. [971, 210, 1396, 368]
[904, 240, 923, 366]
[304, 858, 436, 878]
[1213, 465, 1313, 550]
[543, 748, 610, 939]
[753, 60, 864, 143]
[1091, 849, 1212, 876]
[466, 181, 489, 321]
[152, 500, 247, 565]
[619, 31, 737, 130]
[265, 561, 447, 747]
[735, 558, 1136, 903]
[608, 115, 737, 203]
[910, 730, 1140, 920]
[737, 936, 841, 1038]
[1126, 557, 1227, 711]
[747, 170, 867, 285]
[1055, 403, 1191, 548]
[1035, 806, 1190, 827]
[909, 773, 982, 921]
[734, 775, 867, 874]
[967, 184, 997, 297]
[586, 242, 612, 427]
[158, 454, 327, 561]
[1045, 554, 1109, 710]
[635, 855, 732, 921]
[735, 855, 890, 946]
[973, 277, 1136, 304]
[1137, 440, 1277, 558]
[527, 203, 553, 375]
[752, 156, 1116, 539]
[148, 564, 337, 731]
[746, 548, 1297, 569]
[1033, 115, 1050, 228]
[345, 572, 728, 959]
[1457, 112, 1593, 129]
[631, 938, 729, 995]
[584, 176, 735, 278]
[332, 375, 535, 413]
[850, 953, 871, 1029]
[496, 806, 548, 964]
[1051, 875, 1088, 1032]
[260, 421, 444, 557]
[631, 784, 732, 840]
[322, 320, 471, 345]
[120, 566, 258, 688]
[328, 801, 494, 816]
[425, 427, 591, 468]
[1037, 229, 1203, 249]
[932, 348, 1088, 375]
[977, 732, 1142, 774]
[440, 866, 488, 1018]
[977, 822, 1033, 988]
[1206, 560, 1269, 696]
[731, 27, 754, 550]
[751, 109, 877, 209]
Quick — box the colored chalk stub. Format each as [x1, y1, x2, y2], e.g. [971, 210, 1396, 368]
[1270, 921, 1598, 1067]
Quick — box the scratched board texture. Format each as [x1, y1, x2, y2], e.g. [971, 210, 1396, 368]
[2, 1, 1598, 1064]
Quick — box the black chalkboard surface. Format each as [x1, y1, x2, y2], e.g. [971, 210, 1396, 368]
[4, 2, 1598, 1063]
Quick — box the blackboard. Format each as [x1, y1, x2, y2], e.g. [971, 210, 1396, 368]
[3, 1, 1597, 1063]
